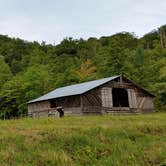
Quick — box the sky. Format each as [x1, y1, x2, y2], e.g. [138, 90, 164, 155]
[0, 0, 166, 44]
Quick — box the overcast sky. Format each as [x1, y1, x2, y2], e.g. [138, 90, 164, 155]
[0, 0, 166, 44]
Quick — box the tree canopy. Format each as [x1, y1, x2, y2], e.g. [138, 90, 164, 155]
[0, 25, 166, 118]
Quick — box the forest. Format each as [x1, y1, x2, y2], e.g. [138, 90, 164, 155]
[0, 25, 166, 119]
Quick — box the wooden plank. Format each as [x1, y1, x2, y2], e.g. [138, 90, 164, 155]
[82, 89, 102, 107]
[101, 87, 113, 108]
[128, 89, 137, 108]
[138, 97, 146, 108]
[28, 101, 51, 113]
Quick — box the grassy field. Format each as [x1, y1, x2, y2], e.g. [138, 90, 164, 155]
[0, 113, 166, 166]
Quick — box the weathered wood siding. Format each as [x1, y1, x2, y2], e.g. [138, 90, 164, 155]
[81, 89, 102, 114]
[55, 96, 82, 115]
[56, 96, 81, 107]
[28, 101, 51, 116]
[136, 91, 154, 111]
[99, 78, 154, 113]
[28, 96, 82, 117]
[63, 107, 82, 115]
[101, 87, 113, 108]
[82, 89, 102, 107]
[128, 89, 137, 108]
[82, 106, 102, 114]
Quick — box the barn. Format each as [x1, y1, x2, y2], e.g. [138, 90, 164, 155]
[28, 74, 155, 117]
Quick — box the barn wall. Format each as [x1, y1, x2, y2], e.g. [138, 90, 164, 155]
[101, 80, 137, 110]
[64, 107, 82, 115]
[99, 79, 154, 113]
[28, 101, 51, 117]
[56, 95, 81, 107]
[136, 90, 154, 111]
[101, 87, 113, 108]
[82, 106, 102, 114]
[82, 89, 102, 106]
[128, 89, 137, 108]
[55, 96, 82, 115]
[28, 96, 82, 117]
[81, 89, 102, 114]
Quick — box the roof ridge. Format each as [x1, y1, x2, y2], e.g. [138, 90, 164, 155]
[53, 74, 120, 89]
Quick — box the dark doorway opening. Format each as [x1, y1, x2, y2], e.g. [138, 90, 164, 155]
[50, 100, 56, 108]
[56, 107, 64, 117]
[112, 88, 129, 107]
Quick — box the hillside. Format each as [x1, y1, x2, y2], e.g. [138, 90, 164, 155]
[0, 25, 166, 118]
[0, 113, 166, 165]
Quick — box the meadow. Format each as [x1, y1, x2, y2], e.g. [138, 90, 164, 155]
[0, 113, 166, 166]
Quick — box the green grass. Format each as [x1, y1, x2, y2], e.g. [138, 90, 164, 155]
[0, 113, 166, 166]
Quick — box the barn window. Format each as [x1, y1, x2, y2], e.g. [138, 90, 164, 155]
[50, 100, 56, 108]
[112, 88, 129, 107]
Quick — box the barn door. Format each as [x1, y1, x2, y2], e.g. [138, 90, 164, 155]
[127, 89, 137, 108]
[101, 87, 113, 107]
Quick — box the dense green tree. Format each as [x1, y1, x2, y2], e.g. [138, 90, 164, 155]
[0, 65, 53, 119]
[0, 56, 12, 88]
[55, 38, 77, 56]
[0, 25, 166, 118]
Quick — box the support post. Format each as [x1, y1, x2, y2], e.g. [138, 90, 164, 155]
[120, 74, 123, 83]
[80, 95, 83, 113]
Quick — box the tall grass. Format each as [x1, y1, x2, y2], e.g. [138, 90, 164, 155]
[0, 113, 166, 165]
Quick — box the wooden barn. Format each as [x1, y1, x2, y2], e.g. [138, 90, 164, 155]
[28, 74, 155, 117]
